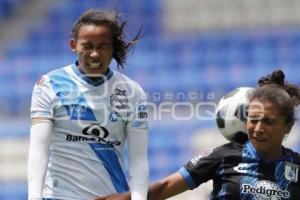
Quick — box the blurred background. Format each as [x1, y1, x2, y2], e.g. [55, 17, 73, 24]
[1, 0, 300, 199]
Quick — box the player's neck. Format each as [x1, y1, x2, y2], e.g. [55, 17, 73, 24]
[259, 146, 284, 162]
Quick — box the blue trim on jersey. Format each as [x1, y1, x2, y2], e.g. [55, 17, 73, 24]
[179, 167, 197, 189]
[216, 158, 226, 200]
[245, 141, 259, 159]
[240, 141, 259, 199]
[71, 64, 114, 86]
[276, 148, 293, 198]
[89, 143, 129, 193]
[42, 198, 59, 200]
[48, 68, 97, 121]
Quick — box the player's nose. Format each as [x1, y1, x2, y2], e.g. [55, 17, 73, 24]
[253, 121, 264, 135]
[90, 50, 100, 59]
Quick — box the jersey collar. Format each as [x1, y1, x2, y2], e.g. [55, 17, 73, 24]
[71, 61, 113, 86]
[245, 141, 288, 163]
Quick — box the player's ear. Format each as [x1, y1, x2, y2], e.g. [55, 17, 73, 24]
[70, 39, 77, 53]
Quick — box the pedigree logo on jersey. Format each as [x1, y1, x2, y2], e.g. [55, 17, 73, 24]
[110, 89, 128, 110]
[191, 149, 214, 165]
[241, 180, 290, 200]
[66, 124, 121, 146]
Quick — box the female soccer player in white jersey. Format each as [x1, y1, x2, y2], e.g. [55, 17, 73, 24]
[27, 9, 149, 200]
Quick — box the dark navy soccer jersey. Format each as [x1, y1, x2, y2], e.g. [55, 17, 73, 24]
[180, 141, 300, 200]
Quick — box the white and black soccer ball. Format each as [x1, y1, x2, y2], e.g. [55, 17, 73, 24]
[215, 87, 254, 144]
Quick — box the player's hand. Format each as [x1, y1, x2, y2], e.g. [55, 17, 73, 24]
[93, 192, 130, 200]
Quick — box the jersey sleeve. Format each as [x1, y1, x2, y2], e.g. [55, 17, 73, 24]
[125, 81, 149, 200]
[30, 76, 56, 119]
[180, 146, 224, 190]
[126, 82, 148, 131]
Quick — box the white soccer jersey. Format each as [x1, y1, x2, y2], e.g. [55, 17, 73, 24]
[30, 64, 148, 199]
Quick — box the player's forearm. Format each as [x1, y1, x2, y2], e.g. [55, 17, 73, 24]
[147, 181, 175, 200]
[127, 127, 149, 200]
[128, 147, 149, 200]
[93, 179, 183, 200]
[148, 172, 190, 200]
[129, 160, 149, 200]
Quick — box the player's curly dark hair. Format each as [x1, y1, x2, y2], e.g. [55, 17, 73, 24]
[250, 69, 300, 124]
[71, 9, 142, 69]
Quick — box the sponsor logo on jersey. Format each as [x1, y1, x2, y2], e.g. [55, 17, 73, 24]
[233, 163, 251, 174]
[137, 104, 148, 119]
[191, 149, 214, 165]
[110, 89, 128, 110]
[131, 121, 144, 128]
[66, 124, 121, 146]
[285, 162, 299, 182]
[242, 180, 290, 199]
[59, 91, 81, 100]
[67, 104, 88, 119]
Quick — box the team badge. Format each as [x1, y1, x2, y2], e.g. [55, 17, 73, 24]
[110, 89, 128, 110]
[285, 162, 299, 182]
[109, 111, 119, 122]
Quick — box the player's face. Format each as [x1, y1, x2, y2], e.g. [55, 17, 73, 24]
[247, 99, 292, 161]
[70, 24, 113, 75]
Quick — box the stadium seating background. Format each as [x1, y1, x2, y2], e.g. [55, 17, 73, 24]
[1, 0, 300, 199]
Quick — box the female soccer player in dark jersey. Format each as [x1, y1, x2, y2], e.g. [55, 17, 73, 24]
[94, 69, 300, 200]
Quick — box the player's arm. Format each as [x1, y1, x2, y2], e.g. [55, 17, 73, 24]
[28, 75, 56, 200]
[125, 84, 149, 200]
[27, 117, 53, 200]
[148, 171, 189, 199]
[93, 172, 189, 200]
[127, 128, 149, 200]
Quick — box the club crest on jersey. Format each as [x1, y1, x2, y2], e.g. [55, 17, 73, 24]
[285, 162, 299, 182]
[109, 111, 119, 122]
[110, 89, 128, 110]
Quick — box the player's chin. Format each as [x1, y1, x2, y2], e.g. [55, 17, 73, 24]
[250, 137, 268, 147]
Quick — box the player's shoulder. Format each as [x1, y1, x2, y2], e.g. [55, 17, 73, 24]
[284, 146, 300, 164]
[215, 142, 243, 152]
[35, 65, 71, 85]
[34, 65, 74, 90]
[191, 143, 240, 162]
[46, 64, 72, 78]
[111, 69, 145, 93]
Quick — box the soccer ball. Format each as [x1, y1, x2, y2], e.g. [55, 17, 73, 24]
[215, 87, 254, 144]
